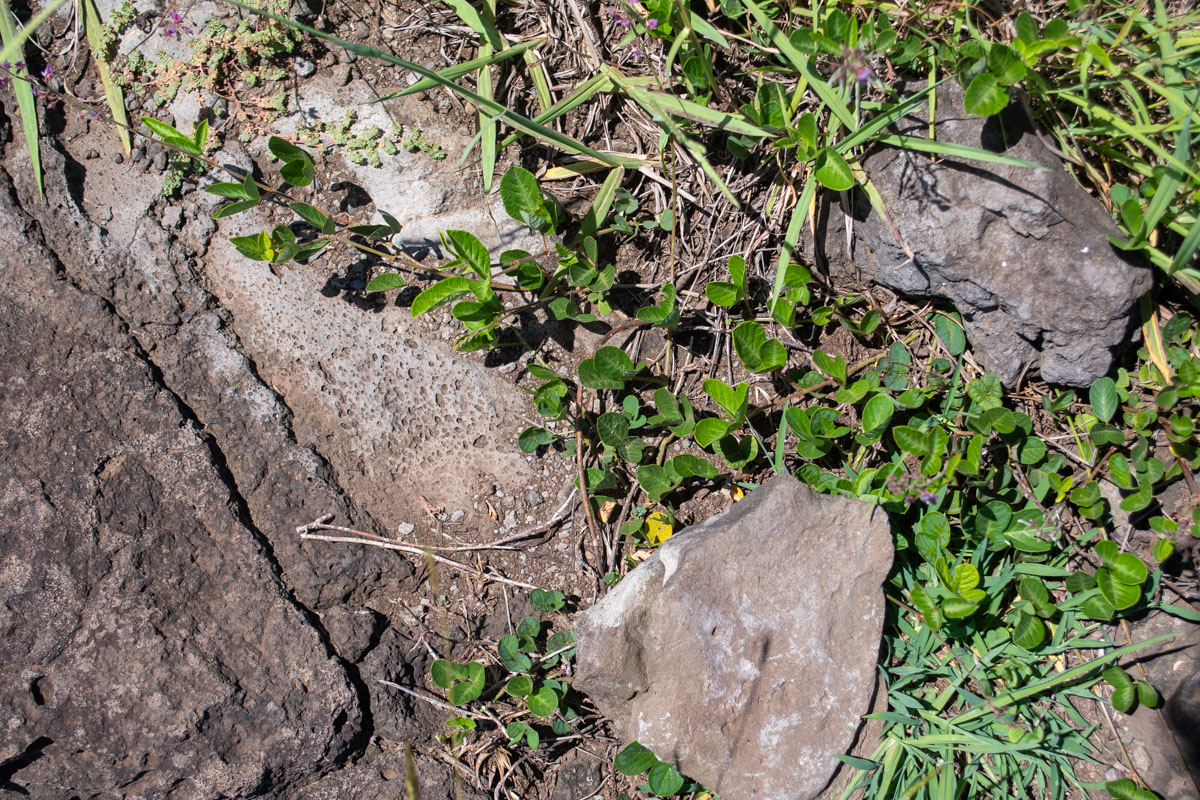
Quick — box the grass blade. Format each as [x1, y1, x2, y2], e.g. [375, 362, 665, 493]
[523, 46, 552, 114]
[385, 39, 539, 98]
[543, 157, 642, 179]
[478, 55, 496, 192]
[1171, 214, 1200, 273]
[441, 0, 502, 49]
[221, 0, 640, 169]
[0, 0, 47, 198]
[873, 134, 1049, 170]
[837, 80, 952, 153]
[499, 72, 614, 149]
[78, 0, 130, 154]
[0, 0, 68, 65]
[1140, 294, 1173, 382]
[770, 171, 819, 307]
[740, 0, 855, 132]
[950, 633, 1176, 726]
[624, 87, 772, 138]
[1053, 90, 1199, 181]
[579, 165, 625, 239]
[606, 67, 740, 208]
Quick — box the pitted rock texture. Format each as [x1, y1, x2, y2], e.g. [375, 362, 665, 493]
[0, 168, 361, 797]
[575, 474, 893, 800]
[807, 83, 1151, 387]
[3, 142, 406, 614]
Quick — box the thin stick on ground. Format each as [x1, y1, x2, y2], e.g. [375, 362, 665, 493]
[574, 381, 604, 576]
[296, 517, 540, 590]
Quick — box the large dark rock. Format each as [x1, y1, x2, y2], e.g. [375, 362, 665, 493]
[0, 169, 361, 796]
[574, 475, 893, 800]
[807, 82, 1151, 387]
[2, 142, 408, 614]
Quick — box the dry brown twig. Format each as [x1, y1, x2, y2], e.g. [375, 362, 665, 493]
[297, 515, 540, 590]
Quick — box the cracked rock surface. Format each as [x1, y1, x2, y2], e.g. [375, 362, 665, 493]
[806, 82, 1152, 387]
[0, 55, 539, 792]
[0, 165, 362, 797]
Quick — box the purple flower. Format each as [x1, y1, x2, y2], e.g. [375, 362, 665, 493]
[608, 6, 632, 27]
[163, 9, 191, 39]
[645, 17, 658, 30]
[919, 490, 937, 504]
[40, 63, 53, 81]
[831, 46, 875, 87]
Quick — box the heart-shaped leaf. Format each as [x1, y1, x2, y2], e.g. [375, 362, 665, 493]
[1012, 611, 1045, 649]
[1097, 568, 1142, 610]
[1111, 552, 1148, 586]
[498, 634, 533, 673]
[733, 320, 786, 373]
[814, 147, 855, 190]
[505, 675, 533, 697]
[615, 742, 659, 776]
[647, 762, 685, 797]
[526, 686, 559, 717]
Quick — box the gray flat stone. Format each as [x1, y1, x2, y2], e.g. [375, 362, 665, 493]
[807, 82, 1151, 388]
[575, 474, 893, 800]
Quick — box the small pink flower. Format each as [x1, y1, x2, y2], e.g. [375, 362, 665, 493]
[645, 17, 658, 30]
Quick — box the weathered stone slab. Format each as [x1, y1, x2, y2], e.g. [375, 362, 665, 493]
[575, 474, 893, 800]
[0, 168, 361, 798]
[807, 82, 1151, 387]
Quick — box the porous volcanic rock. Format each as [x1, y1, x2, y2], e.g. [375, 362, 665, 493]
[0, 168, 361, 797]
[574, 474, 893, 800]
[807, 82, 1151, 387]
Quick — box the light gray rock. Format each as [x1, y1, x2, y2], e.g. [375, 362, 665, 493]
[575, 474, 892, 800]
[807, 82, 1152, 387]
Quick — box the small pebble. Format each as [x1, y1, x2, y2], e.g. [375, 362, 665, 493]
[153, 151, 169, 172]
[526, 490, 544, 507]
[161, 206, 183, 230]
[449, 510, 464, 523]
[498, 361, 517, 374]
[85, 149, 100, 160]
[381, 768, 399, 781]
[130, 147, 145, 164]
[113, 153, 124, 164]
[294, 57, 316, 78]
[396, 522, 415, 537]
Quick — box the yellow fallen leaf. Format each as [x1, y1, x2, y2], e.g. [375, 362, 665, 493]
[646, 512, 673, 544]
[598, 499, 618, 523]
[731, 485, 745, 501]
